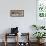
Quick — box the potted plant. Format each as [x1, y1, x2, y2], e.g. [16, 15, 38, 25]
[33, 32, 46, 43]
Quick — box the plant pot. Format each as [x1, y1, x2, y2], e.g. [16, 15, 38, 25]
[37, 39, 45, 44]
[37, 39, 40, 43]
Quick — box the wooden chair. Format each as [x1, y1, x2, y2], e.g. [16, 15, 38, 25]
[4, 33, 18, 46]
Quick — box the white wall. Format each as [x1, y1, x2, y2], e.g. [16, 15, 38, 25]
[0, 0, 36, 42]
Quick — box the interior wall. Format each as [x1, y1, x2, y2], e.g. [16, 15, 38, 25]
[0, 0, 36, 42]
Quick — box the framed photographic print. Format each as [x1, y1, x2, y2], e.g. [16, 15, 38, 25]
[10, 10, 24, 17]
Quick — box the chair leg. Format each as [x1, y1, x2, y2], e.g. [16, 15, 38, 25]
[4, 33, 7, 46]
[4, 41, 7, 46]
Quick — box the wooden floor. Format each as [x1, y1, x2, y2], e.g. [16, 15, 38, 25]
[0, 42, 46, 46]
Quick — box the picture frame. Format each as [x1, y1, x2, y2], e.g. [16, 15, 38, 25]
[10, 10, 24, 17]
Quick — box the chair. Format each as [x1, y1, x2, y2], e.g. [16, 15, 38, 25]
[18, 33, 30, 46]
[4, 27, 19, 46]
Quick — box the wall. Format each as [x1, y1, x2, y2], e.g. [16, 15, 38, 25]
[0, 0, 36, 42]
